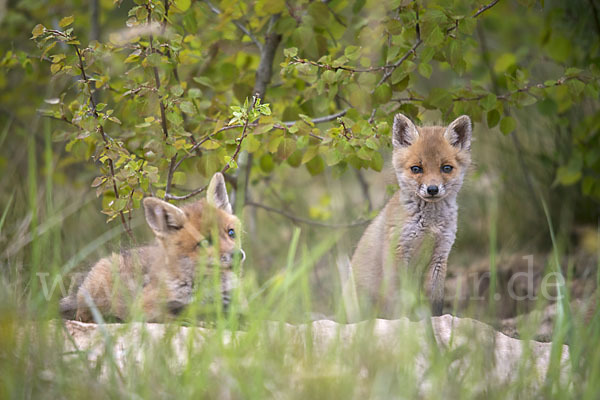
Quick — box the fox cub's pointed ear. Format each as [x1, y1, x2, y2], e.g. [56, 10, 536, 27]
[392, 113, 419, 148]
[143, 197, 186, 235]
[444, 115, 472, 151]
[207, 172, 232, 214]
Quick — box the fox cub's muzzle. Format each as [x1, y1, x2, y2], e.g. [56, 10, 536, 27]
[220, 248, 246, 267]
[418, 183, 447, 201]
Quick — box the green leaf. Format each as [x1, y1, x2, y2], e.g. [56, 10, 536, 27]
[59, 16, 74, 28]
[277, 138, 296, 160]
[301, 145, 319, 164]
[173, 171, 186, 185]
[418, 63, 433, 79]
[284, 47, 298, 58]
[174, 0, 191, 12]
[480, 93, 497, 111]
[147, 53, 162, 67]
[344, 46, 361, 61]
[555, 159, 582, 186]
[371, 152, 383, 172]
[259, 153, 275, 173]
[171, 85, 184, 97]
[180, 101, 196, 114]
[31, 24, 46, 39]
[425, 25, 444, 47]
[193, 76, 213, 88]
[425, 88, 452, 110]
[357, 147, 371, 161]
[565, 67, 583, 77]
[243, 134, 260, 153]
[493, 53, 516, 74]
[306, 155, 325, 176]
[91, 176, 105, 188]
[365, 138, 379, 150]
[287, 150, 303, 167]
[499, 116, 516, 135]
[373, 84, 392, 104]
[325, 149, 342, 166]
[487, 110, 500, 128]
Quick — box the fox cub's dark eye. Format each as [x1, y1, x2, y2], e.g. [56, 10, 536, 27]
[228, 229, 235, 239]
[441, 165, 453, 173]
[411, 166, 423, 174]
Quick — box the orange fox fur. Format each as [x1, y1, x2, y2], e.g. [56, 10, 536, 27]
[59, 172, 244, 322]
[351, 114, 472, 316]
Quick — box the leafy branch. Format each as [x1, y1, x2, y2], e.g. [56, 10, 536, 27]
[32, 22, 134, 239]
[165, 95, 270, 201]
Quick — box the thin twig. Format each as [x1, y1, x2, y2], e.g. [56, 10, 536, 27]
[246, 201, 371, 228]
[389, 76, 577, 104]
[221, 96, 258, 174]
[144, 3, 179, 200]
[165, 184, 208, 201]
[203, 0, 263, 51]
[74, 45, 133, 240]
[282, 108, 348, 126]
[376, 39, 422, 89]
[473, 0, 500, 18]
[146, 6, 169, 140]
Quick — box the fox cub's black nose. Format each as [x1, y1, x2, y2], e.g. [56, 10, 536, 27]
[427, 185, 439, 196]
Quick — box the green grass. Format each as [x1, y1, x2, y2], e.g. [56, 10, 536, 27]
[0, 131, 599, 399]
[0, 220, 595, 399]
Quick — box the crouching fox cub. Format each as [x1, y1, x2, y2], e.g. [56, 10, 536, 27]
[60, 172, 245, 322]
[351, 114, 472, 317]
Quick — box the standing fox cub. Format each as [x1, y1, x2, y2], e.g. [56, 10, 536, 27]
[351, 114, 472, 317]
[60, 172, 245, 322]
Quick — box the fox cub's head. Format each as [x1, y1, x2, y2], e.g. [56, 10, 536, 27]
[391, 113, 472, 202]
[142, 173, 244, 269]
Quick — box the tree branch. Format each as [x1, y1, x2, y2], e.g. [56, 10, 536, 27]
[144, 2, 180, 200]
[375, 39, 422, 89]
[282, 108, 348, 126]
[74, 45, 133, 240]
[146, 6, 169, 140]
[473, 0, 500, 18]
[291, 0, 499, 88]
[167, 100, 349, 201]
[246, 201, 371, 228]
[253, 15, 282, 99]
[164, 184, 208, 201]
[390, 76, 578, 104]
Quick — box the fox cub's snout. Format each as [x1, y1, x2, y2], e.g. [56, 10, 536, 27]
[61, 172, 244, 323]
[392, 114, 471, 203]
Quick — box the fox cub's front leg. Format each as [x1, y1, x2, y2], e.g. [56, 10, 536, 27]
[424, 236, 454, 316]
[425, 257, 447, 316]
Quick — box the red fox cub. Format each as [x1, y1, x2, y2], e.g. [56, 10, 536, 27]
[60, 172, 245, 322]
[351, 114, 472, 317]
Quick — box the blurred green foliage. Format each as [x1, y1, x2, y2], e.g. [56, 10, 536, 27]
[1, 3, 600, 397]
[2, 0, 598, 233]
